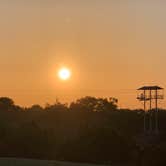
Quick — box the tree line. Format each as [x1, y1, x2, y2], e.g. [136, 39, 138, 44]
[0, 96, 166, 165]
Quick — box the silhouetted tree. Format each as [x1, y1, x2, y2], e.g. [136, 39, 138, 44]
[28, 105, 43, 112]
[0, 97, 15, 111]
[45, 100, 68, 112]
[70, 96, 118, 112]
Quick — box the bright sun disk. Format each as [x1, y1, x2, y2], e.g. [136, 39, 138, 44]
[58, 68, 71, 80]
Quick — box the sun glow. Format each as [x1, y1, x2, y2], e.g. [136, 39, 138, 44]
[58, 68, 71, 80]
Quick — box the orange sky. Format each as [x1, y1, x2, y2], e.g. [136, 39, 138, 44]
[0, 1, 166, 109]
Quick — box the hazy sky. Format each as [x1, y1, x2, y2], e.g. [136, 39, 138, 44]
[0, 0, 166, 108]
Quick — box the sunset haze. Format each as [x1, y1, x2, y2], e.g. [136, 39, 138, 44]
[0, 0, 166, 108]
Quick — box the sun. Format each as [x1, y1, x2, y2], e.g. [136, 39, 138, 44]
[58, 67, 71, 80]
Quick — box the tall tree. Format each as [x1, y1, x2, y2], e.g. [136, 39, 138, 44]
[70, 96, 118, 112]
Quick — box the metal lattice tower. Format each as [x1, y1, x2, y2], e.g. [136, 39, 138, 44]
[137, 86, 164, 134]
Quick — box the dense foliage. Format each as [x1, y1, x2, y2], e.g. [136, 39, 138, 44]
[0, 97, 165, 165]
